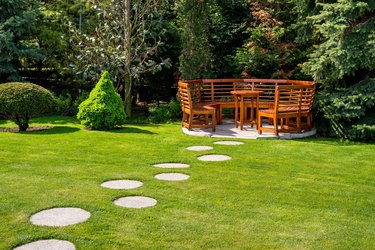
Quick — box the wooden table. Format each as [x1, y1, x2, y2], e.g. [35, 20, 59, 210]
[230, 90, 264, 130]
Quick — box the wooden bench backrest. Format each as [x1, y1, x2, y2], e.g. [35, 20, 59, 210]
[275, 85, 303, 114]
[180, 79, 315, 106]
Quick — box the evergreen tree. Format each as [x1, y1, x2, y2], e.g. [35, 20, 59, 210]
[179, 0, 213, 80]
[0, 0, 42, 82]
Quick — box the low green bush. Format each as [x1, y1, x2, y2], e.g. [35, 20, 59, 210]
[0, 82, 55, 131]
[148, 98, 182, 123]
[77, 71, 126, 130]
[54, 92, 89, 116]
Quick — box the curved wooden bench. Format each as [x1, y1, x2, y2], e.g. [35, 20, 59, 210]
[178, 79, 316, 133]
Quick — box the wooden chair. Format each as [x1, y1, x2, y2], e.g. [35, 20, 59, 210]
[178, 81, 216, 132]
[257, 85, 303, 135]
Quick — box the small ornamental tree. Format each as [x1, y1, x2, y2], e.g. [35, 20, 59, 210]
[0, 82, 55, 131]
[77, 71, 126, 130]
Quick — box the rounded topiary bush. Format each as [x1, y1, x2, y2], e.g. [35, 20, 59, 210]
[77, 71, 126, 130]
[0, 82, 55, 131]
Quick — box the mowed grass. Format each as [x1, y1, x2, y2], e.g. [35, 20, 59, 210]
[0, 116, 374, 249]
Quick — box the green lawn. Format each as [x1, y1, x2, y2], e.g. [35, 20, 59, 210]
[0, 116, 374, 249]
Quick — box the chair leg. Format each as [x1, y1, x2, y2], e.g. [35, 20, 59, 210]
[274, 116, 278, 136]
[258, 114, 263, 135]
[211, 112, 216, 132]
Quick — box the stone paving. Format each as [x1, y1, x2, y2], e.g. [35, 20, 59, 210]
[183, 119, 316, 139]
[15, 138, 247, 249]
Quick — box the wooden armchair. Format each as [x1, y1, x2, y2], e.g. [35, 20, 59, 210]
[257, 85, 303, 136]
[178, 81, 216, 132]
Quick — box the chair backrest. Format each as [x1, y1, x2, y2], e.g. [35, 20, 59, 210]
[275, 85, 303, 114]
[178, 81, 192, 112]
[301, 84, 316, 111]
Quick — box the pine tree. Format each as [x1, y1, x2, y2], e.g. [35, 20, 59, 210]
[0, 0, 42, 82]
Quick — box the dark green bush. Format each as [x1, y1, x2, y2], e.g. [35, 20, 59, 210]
[148, 98, 182, 123]
[77, 71, 126, 130]
[54, 92, 89, 116]
[316, 79, 375, 141]
[0, 82, 55, 131]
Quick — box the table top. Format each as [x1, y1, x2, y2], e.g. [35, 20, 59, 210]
[230, 90, 264, 96]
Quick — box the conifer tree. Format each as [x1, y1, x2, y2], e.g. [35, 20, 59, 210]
[0, 0, 42, 82]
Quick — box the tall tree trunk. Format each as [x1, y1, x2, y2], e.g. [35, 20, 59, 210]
[123, 0, 132, 117]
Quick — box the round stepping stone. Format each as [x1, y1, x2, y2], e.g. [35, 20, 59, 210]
[101, 180, 143, 189]
[197, 154, 232, 162]
[154, 173, 190, 181]
[186, 146, 213, 151]
[114, 196, 157, 208]
[13, 239, 75, 250]
[152, 163, 190, 169]
[214, 141, 244, 145]
[30, 207, 90, 227]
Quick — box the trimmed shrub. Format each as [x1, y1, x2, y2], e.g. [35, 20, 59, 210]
[77, 71, 126, 130]
[0, 82, 55, 131]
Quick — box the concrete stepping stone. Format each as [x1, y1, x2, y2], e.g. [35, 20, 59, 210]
[30, 207, 90, 227]
[197, 154, 232, 162]
[186, 146, 213, 151]
[154, 173, 190, 181]
[13, 239, 75, 250]
[101, 180, 143, 189]
[152, 163, 190, 169]
[214, 141, 244, 145]
[114, 196, 157, 208]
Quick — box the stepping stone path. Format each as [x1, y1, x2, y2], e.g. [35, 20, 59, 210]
[152, 163, 190, 169]
[197, 154, 232, 162]
[30, 207, 91, 227]
[17, 138, 243, 248]
[154, 173, 190, 181]
[114, 196, 157, 208]
[101, 180, 143, 189]
[14, 239, 75, 250]
[214, 140, 244, 145]
[186, 146, 213, 151]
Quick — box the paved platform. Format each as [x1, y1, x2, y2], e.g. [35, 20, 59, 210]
[182, 119, 316, 140]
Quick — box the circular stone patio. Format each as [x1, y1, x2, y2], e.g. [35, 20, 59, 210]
[114, 196, 157, 208]
[154, 173, 190, 181]
[152, 163, 190, 169]
[182, 119, 316, 139]
[197, 154, 232, 162]
[30, 207, 91, 227]
[213, 141, 244, 145]
[101, 180, 143, 189]
[186, 146, 213, 151]
[13, 239, 75, 250]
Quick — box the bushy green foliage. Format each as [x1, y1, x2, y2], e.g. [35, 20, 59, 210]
[179, 0, 213, 79]
[303, 1, 375, 88]
[232, 1, 310, 79]
[77, 71, 126, 130]
[148, 98, 182, 123]
[54, 92, 89, 116]
[0, 82, 55, 131]
[316, 79, 375, 141]
[0, 0, 42, 82]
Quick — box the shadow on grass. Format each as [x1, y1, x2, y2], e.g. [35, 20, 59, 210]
[297, 137, 374, 146]
[106, 126, 157, 135]
[32, 115, 81, 125]
[19, 126, 80, 135]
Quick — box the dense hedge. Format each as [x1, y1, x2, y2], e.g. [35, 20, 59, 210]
[0, 82, 55, 131]
[77, 71, 126, 130]
[316, 79, 375, 142]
